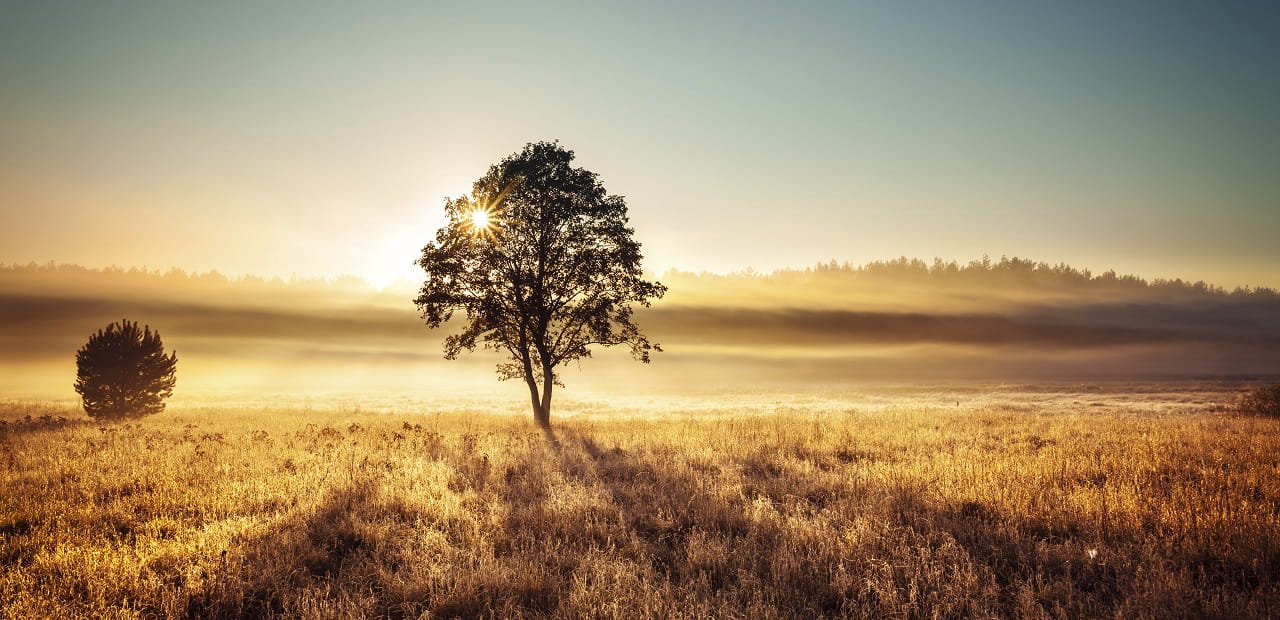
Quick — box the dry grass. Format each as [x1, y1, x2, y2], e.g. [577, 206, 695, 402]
[2, 388, 1279, 618]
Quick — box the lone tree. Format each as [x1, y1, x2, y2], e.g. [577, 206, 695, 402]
[74, 319, 178, 419]
[415, 141, 665, 430]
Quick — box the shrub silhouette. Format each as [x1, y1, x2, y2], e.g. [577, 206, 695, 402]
[1237, 384, 1280, 417]
[74, 319, 178, 419]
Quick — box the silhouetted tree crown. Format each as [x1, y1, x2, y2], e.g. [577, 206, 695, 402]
[415, 141, 665, 429]
[74, 319, 178, 419]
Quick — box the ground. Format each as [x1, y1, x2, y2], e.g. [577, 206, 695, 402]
[2, 384, 1278, 618]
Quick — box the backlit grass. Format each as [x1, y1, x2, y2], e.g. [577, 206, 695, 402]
[2, 388, 1278, 618]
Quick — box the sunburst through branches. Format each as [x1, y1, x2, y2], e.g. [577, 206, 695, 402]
[465, 205, 499, 240]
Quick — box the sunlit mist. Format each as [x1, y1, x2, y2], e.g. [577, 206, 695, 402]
[3, 258, 1277, 400]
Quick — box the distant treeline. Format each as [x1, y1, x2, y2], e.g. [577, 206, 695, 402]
[0, 261, 399, 311]
[665, 256, 1278, 298]
[0, 261, 377, 292]
[2, 256, 1276, 304]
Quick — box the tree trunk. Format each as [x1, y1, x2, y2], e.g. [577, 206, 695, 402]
[520, 338, 556, 440]
[537, 364, 554, 429]
[523, 372, 546, 427]
[523, 367, 555, 444]
[534, 400, 551, 429]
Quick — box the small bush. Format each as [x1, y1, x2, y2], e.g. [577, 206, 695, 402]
[74, 319, 178, 419]
[1237, 384, 1280, 417]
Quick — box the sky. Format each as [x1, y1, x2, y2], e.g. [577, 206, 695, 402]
[2, 1, 1278, 289]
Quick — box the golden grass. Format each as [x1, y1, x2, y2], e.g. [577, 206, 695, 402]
[2, 388, 1279, 618]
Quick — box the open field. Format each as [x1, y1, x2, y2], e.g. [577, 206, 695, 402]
[3, 385, 1280, 618]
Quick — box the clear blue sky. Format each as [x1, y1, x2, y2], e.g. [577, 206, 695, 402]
[2, 1, 1277, 287]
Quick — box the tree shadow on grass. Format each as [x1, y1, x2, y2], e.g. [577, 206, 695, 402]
[538, 428, 859, 617]
[543, 428, 1264, 618]
[497, 430, 1098, 616]
[480, 428, 722, 614]
[880, 483, 1280, 617]
[183, 437, 571, 619]
[183, 479, 369, 617]
[152, 423, 1280, 618]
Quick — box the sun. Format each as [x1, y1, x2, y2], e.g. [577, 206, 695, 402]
[465, 206, 499, 239]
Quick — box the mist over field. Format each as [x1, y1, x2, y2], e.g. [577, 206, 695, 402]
[4, 258, 1277, 399]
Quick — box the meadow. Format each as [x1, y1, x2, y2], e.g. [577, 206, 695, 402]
[2, 385, 1279, 618]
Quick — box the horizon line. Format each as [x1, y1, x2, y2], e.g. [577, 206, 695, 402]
[3, 255, 1278, 294]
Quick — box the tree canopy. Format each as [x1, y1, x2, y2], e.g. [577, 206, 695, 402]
[74, 319, 178, 419]
[415, 141, 665, 429]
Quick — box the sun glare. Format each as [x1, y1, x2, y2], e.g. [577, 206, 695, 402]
[466, 206, 499, 239]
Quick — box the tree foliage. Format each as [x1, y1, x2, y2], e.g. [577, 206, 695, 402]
[74, 319, 178, 419]
[1237, 384, 1280, 417]
[415, 141, 665, 428]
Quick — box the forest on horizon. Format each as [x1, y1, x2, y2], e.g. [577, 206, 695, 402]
[5, 254, 1278, 298]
